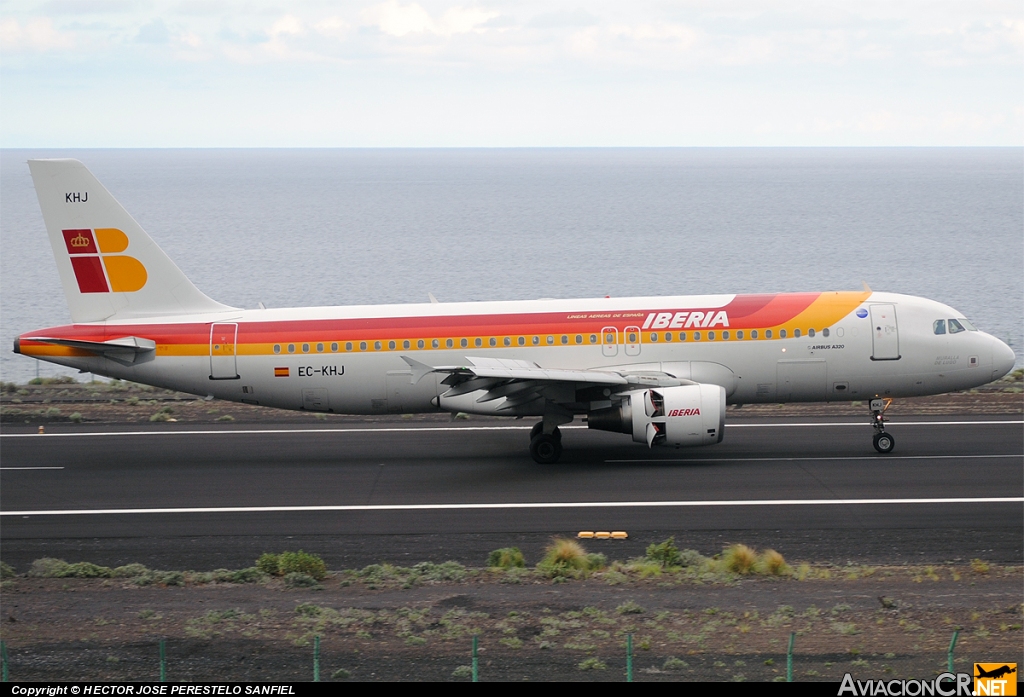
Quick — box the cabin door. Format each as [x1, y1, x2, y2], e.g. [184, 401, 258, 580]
[869, 304, 900, 360]
[209, 323, 239, 379]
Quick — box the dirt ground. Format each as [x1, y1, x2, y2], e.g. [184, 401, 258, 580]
[0, 561, 1021, 682]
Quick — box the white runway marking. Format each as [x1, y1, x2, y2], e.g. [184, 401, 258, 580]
[606, 454, 1021, 463]
[3, 497, 1021, 517]
[1, 420, 1020, 438]
[0, 467, 64, 470]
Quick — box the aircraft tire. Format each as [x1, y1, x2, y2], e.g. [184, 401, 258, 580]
[873, 432, 895, 454]
[530, 434, 563, 464]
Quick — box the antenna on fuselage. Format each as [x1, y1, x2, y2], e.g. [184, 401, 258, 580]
[862, 281, 872, 292]
[428, 293, 439, 304]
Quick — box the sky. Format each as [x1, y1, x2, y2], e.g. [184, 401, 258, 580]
[1, 0, 1022, 147]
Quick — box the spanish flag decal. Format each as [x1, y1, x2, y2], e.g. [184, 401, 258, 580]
[274, 367, 289, 378]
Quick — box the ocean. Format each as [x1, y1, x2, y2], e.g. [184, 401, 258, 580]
[1, 147, 1020, 384]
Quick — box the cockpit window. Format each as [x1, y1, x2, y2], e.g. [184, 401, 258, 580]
[947, 318, 966, 334]
[958, 318, 977, 331]
[933, 320, 946, 335]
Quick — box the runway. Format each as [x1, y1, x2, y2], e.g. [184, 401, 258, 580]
[1, 417, 1021, 571]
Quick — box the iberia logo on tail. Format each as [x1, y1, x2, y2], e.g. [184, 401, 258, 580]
[63, 228, 147, 293]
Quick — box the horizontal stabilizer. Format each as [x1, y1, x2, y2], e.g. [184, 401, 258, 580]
[25, 335, 156, 365]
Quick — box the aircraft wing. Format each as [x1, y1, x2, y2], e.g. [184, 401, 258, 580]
[402, 355, 629, 386]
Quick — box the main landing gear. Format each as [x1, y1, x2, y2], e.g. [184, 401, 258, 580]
[530, 421, 563, 464]
[869, 398, 895, 453]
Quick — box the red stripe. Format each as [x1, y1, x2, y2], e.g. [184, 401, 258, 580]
[70, 256, 109, 293]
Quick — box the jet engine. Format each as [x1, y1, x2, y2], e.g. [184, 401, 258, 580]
[587, 384, 726, 447]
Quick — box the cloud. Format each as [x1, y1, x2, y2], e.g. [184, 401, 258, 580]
[136, 18, 170, 44]
[361, 2, 498, 37]
[0, 17, 75, 52]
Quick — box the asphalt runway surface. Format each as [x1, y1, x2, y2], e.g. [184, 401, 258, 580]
[1, 417, 1021, 571]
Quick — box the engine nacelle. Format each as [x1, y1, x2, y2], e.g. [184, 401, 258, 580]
[588, 384, 726, 447]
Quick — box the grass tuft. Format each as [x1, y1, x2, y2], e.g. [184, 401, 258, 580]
[721, 544, 758, 574]
[756, 549, 791, 576]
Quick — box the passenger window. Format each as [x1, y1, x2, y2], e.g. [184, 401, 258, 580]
[288, 344, 295, 353]
[665, 332, 672, 342]
[679, 332, 686, 341]
[707, 331, 715, 340]
[793, 329, 800, 338]
[693, 332, 701, 341]
[432, 339, 439, 348]
[417, 340, 424, 349]
[627, 332, 637, 343]
[490, 337, 497, 347]
[519, 337, 526, 346]
[722, 331, 729, 340]
[274, 344, 281, 354]
[302, 343, 310, 353]
[751, 330, 758, 339]
[359, 342, 367, 351]
[461, 338, 469, 347]
[736, 330, 743, 339]
[533, 336, 540, 345]
[808, 329, 815, 338]
[765, 330, 772, 338]
[345, 342, 352, 351]
[403, 340, 410, 349]
[589, 334, 597, 344]
[374, 341, 382, 350]
[547, 336, 554, 345]
[822, 328, 829, 338]
[331, 342, 338, 352]
[446, 339, 454, 348]
[948, 319, 965, 334]
[561, 335, 568, 344]
[575, 335, 583, 344]
[651, 333, 658, 342]
[316, 343, 324, 352]
[504, 337, 511, 346]
[388, 340, 396, 350]
[779, 330, 787, 339]
[474, 338, 482, 347]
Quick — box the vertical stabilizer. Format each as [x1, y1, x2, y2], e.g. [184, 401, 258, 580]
[28, 159, 234, 323]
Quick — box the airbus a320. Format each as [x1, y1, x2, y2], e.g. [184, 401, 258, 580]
[14, 160, 1016, 463]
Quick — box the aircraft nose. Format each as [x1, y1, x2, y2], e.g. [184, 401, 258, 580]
[991, 336, 1016, 381]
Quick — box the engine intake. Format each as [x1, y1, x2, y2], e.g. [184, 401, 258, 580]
[588, 384, 726, 447]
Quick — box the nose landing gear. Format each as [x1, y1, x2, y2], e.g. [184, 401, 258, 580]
[869, 398, 895, 453]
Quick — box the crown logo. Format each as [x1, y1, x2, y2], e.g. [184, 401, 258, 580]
[70, 232, 91, 248]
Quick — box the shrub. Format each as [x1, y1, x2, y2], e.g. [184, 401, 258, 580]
[488, 547, 526, 569]
[617, 600, 645, 615]
[226, 567, 265, 584]
[112, 563, 149, 578]
[663, 657, 689, 671]
[332, 669, 351, 679]
[578, 658, 607, 671]
[256, 553, 280, 575]
[645, 537, 682, 567]
[411, 561, 466, 583]
[452, 666, 473, 678]
[278, 551, 327, 580]
[678, 549, 706, 567]
[69, 412, 83, 423]
[60, 562, 113, 578]
[149, 411, 172, 422]
[284, 572, 322, 589]
[721, 544, 758, 575]
[295, 603, 324, 617]
[0, 562, 15, 579]
[970, 559, 990, 574]
[28, 558, 70, 577]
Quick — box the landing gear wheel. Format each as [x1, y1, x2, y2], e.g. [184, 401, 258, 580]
[873, 432, 895, 454]
[530, 433, 563, 464]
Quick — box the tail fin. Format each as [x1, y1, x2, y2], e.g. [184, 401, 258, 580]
[28, 159, 234, 323]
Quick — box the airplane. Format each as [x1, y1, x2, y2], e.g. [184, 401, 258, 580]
[13, 159, 1017, 463]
